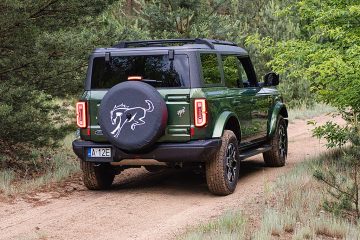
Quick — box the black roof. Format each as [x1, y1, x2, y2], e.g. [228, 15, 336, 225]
[92, 38, 248, 56]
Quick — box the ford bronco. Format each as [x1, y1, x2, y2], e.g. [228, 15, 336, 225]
[72, 38, 288, 195]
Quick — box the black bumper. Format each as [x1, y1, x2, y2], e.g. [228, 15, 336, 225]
[72, 139, 222, 163]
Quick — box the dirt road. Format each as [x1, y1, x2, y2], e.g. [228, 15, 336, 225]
[0, 115, 335, 240]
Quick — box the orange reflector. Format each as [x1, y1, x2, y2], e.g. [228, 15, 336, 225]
[128, 76, 143, 81]
[194, 99, 207, 127]
[76, 101, 87, 128]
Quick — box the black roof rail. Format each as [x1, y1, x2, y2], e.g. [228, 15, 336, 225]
[205, 39, 238, 47]
[112, 38, 238, 49]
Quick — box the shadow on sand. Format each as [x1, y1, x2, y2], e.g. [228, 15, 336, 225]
[108, 156, 267, 195]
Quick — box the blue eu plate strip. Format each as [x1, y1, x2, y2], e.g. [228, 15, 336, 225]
[87, 148, 91, 157]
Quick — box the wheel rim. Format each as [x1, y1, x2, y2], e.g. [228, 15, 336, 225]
[278, 124, 287, 158]
[225, 143, 237, 183]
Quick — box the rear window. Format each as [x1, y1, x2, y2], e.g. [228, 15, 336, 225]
[91, 54, 189, 89]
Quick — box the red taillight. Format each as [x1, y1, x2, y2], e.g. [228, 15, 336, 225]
[76, 101, 87, 128]
[194, 99, 207, 127]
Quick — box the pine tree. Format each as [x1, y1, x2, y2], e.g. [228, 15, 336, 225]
[0, 1, 118, 165]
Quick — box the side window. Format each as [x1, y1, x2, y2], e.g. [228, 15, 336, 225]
[238, 62, 248, 86]
[222, 55, 245, 88]
[200, 53, 222, 85]
[239, 57, 257, 87]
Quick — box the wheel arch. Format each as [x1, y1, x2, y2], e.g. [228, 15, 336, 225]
[212, 111, 241, 141]
[268, 103, 288, 137]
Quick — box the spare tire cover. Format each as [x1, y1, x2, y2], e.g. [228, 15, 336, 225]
[98, 81, 168, 151]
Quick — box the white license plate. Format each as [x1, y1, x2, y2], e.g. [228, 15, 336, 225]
[87, 148, 111, 158]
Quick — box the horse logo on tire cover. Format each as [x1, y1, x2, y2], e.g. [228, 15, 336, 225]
[110, 100, 154, 138]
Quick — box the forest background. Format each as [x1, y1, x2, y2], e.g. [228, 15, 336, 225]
[0, 0, 359, 177]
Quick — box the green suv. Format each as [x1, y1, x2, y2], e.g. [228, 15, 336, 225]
[72, 38, 288, 195]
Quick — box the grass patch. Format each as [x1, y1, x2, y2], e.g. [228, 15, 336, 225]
[179, 150, 360, 239]
[253, 151, 359, 239]
[0, 134, 80, 196]
[0, 169, 15, 195]
[288, 103, 336, 122]
[180, 211, 247, 240]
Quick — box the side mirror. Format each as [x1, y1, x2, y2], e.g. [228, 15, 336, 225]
[264, 72, 279, 86]
[242, 80, 250, 88]
[257, 82, 264, 87]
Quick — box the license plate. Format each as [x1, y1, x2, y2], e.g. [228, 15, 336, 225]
[87, 148, 111, 158]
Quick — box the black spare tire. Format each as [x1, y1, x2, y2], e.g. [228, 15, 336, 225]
[98, 81, 168, 152]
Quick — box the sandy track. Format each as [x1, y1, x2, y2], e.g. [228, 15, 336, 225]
[0, 115, 336, 240]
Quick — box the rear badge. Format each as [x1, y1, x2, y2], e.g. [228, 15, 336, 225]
[110, 100, 154, 138]
[95, 130, 103, 135]
[177, 107, 185, 117]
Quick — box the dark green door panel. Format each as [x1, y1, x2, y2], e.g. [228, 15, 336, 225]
[254, 88, 274, 138]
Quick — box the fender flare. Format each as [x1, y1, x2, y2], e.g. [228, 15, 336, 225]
[268, 102, 288, 137]
[212, 111, 241, 138]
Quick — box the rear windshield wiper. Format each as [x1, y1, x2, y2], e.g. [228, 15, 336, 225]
[141, 79, 163, 84]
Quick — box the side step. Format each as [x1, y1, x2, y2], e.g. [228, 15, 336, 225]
[239, 145, 272, 161]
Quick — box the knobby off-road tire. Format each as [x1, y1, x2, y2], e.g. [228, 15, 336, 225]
[81, 160, 115, 190]
[263, 116, 288, 167]
[206, 130, 240, 196]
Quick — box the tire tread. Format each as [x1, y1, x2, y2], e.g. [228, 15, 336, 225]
[263, 117, 287, 167]
[81, 161, 115, 190]
[206, 130, 239, 195]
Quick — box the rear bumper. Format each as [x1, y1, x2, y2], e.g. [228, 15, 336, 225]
[72, 139, 222, 163]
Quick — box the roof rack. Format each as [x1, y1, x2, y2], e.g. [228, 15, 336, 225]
[112, 38, 238, 49]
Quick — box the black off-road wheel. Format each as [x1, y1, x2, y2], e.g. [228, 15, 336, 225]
[80, 160, 115, 190]
[263, 116, 288, 167]
[206, 130, 240, 196]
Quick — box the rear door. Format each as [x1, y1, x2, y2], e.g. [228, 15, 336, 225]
[198, 52, 228, 139]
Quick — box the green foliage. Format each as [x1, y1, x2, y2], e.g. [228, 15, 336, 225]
[311, 113, 360, 219]
[278, 0, 360, 218]
[0, 83, 69, 146]
[312, 110, 359, 150]
[137, 0, 240, 39]
[312, 121, 349, 149]
[311, 114, 360, 219]
[242, 0, 302, 82]
[313, 149, 360, 220]
[247, 6, 360, 221]
[0, 0, 118, 96]
[247, 0, 360, 110]
[0, 1, 118, 166]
